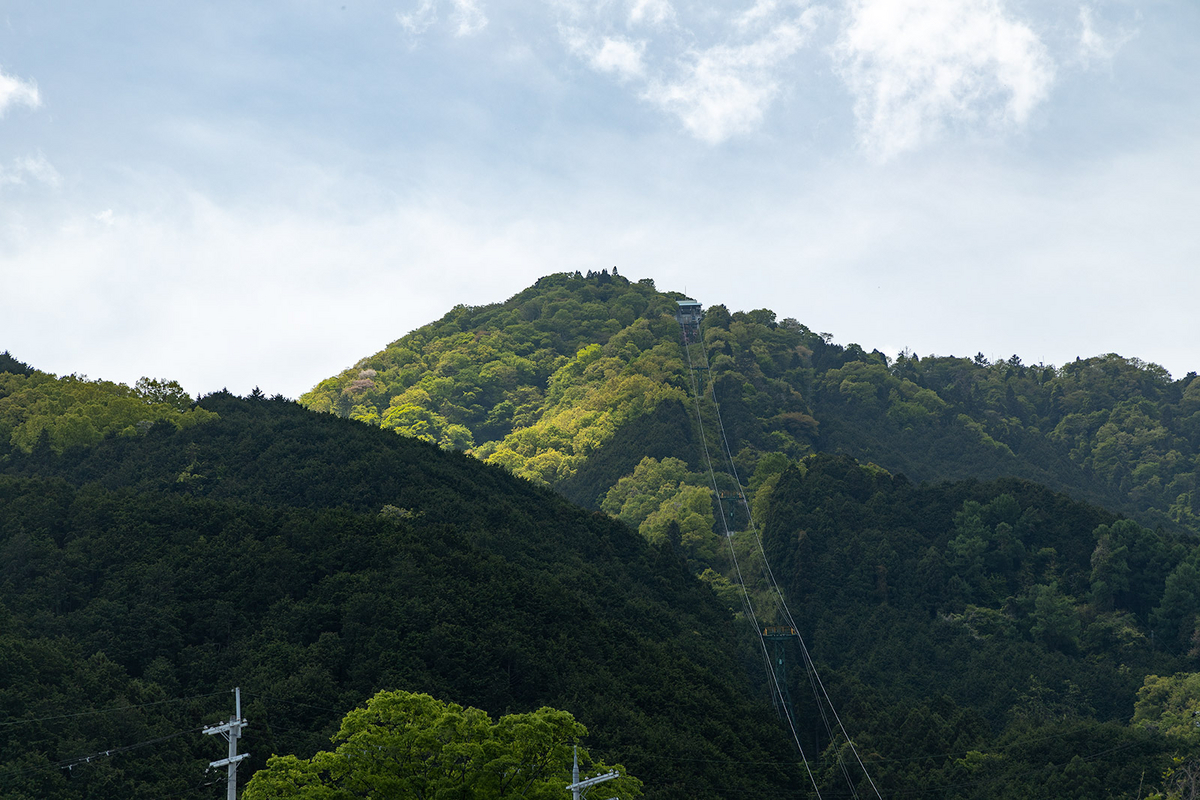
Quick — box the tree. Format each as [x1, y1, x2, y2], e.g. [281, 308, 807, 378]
[1031, 582, 1082, 653]
[243, 690, 642, 800]
[1090, 530, 1130, 612]
[134, 377, 192, 410]
[1133, 673, 1200, 743]
[1153, 560, 1200, 653]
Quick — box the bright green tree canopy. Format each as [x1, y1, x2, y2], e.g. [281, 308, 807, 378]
[243, 690, 642, 800]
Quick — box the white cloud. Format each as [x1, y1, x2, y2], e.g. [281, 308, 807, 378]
[1076, 5, 1136, 68]
[594, 37, 647, 80]
[397, 0, 487, 37]
[0, 152, 60, 187]
[449, 0, 488, 36]
[737, 0, 793, 30]
[628, 0, 674, 27]
[644, 10, 819, 143]
[835, 0, 1055, 160]
[0, 192, 581, 398]
[397, 0, 438, 36]
[557, 2, 821, 144]
[16, 152, 61, 186]
[0, 69, 41, 115]
[564, 29, 647, 81]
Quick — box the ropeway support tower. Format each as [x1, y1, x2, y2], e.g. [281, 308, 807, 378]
[763, 626, 798, 730]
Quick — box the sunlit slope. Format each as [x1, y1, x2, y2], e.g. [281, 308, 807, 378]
[0, 351, 216, 456]
[302, 272, 1199, 537]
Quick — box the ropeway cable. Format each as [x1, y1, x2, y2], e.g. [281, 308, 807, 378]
[678, 328, 825, 799]
[706, 369, 881, 799]
[690, 338, 866, 799]
[682, 336, 822, 799]
[703, 375, 866, 797]
[701, 351, 883, 800]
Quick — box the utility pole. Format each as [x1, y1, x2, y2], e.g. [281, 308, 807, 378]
[567, 745, 619, 800]
[204, 687, 249, 800]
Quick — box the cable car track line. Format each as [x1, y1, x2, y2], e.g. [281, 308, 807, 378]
[676, 308, 883, 799]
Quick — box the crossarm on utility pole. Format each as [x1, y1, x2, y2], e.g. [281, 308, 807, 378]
[567, 771, 619, 792]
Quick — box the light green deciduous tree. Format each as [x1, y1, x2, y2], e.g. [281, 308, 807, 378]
[243, 690, 641, 800]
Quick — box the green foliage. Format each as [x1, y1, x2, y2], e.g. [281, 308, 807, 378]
[761, 454, 1194, 797]
[820, 351, 1200, 537]
[0, 393, 802, 799]
[303, 277, 1198, 573]
[478, 340, 687, 486]
[0, 369, 213, 455]
[299, 272, 685, 462]
[601, 457, 717, 559]
[1133, 673, 1200, 743]
[299, 277, 827, 540]
[244, 689, 641, 800]
[1030, 582, 1082, 654]
[0, 350, 35, 377]
[1153, 558, 1200, 652]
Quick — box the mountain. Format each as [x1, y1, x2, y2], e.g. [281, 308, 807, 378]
[4, 269, 1199, 799]
[0, 383, 802, 799]
[290, 271, 1200, 796]
[299, 271, 1199, 543]
[0, 354, 213, 457]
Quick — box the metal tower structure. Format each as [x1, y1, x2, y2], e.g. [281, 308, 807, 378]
[763, 626, 797, 730]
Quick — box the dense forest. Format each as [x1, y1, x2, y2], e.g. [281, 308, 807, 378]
[760, 454, 1196, 797]
[3, 269, 1199, 798]
[0, 384, 800, 799]
[301, 271, 1199, 541]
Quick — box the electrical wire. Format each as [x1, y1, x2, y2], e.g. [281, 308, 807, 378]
[0, 691, 228, 728]
[0, 725, 208, 782]
[56, 726, 206, 771]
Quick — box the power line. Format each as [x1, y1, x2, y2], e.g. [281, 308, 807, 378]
[56, 726, 206, 772]
[0, 691, 228, 728]
[0, 726, 206, 782]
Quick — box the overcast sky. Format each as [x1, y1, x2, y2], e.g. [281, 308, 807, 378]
[1, 0, 1196, 398]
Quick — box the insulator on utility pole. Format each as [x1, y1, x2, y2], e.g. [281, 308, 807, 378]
[204, 687, 249, 800]
[567, 745, 619, 800]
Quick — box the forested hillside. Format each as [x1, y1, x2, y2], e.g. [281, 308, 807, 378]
[301, 272, 1199, 544]
[759, 454, 1198, 797]
[4, 272, 1199, 798]
[289, 272, 1200, 796]
[0, 351, 215, 456]
[0, 388, 801, 799]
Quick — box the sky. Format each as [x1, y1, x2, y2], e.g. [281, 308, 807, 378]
[1, 0, 1196, 399]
